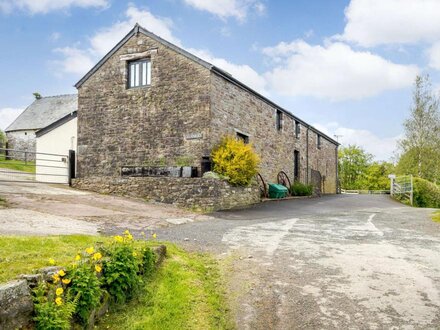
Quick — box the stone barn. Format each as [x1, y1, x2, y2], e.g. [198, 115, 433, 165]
[75, 24, 339, 194]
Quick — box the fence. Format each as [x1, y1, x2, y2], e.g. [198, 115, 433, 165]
[0, 148, 75, 185]
[390, 174, 413, 206]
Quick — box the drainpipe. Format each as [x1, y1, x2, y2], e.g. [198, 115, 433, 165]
[335, 145, 339, 194]
[306, 126, 309, 184]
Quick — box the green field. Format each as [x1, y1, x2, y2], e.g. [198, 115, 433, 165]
[432, 211, 440, 223]
[0, 154, 35, 173]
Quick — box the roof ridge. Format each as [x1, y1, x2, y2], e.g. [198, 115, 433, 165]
[39, 94, 77, 99]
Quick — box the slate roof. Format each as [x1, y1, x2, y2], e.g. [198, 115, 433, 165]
[5, 94, 77, 132]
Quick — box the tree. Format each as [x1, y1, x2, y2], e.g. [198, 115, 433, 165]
[358, 161, 394, 190]
[398, 74, 440, 183]
[338, 145, 373, 189]
[0, 129, 6, 149]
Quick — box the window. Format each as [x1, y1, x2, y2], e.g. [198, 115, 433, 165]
[276, 110, 283, 131]
[294, 150, 300, 181]
[236, 132, 249, 144]
[128, 59, 151, 88]
[295, 120, 300, 139]
[317, 135, 322, 149]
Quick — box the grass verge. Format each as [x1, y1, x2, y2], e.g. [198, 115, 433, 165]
[0, 154, 35, 173]
[432, 211, 440, 223]
[0, 235, 108, 283]
[97, 244, 233, 330]
[0, 196, 7, 208]
[0, 236, 233, 329]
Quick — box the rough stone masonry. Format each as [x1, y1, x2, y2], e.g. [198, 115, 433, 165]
[76, 25, 338, 194]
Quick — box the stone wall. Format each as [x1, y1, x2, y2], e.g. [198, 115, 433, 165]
[5, 130, 37, 161]
[77, 32, 212, 178]
[72, 177, 260, 211]
[209, 73, 338, 193]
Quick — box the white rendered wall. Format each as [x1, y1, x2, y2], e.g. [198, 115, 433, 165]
[36, 118, 77, 183]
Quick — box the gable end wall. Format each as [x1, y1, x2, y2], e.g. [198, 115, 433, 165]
[77, 32, 212, 177]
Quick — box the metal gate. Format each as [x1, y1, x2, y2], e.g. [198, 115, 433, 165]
[0, 148, 75, 185]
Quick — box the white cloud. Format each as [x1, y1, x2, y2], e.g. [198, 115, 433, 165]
[0, 108, 23, 130]
[314, 122, 401, 161]
[90, 5, 179, 57]
[50, 32, 61, 42]
[0, 0, 108, 14]
[339, 0, 440, 47]
[53, 47, 95, 75]
[189, 48, 268, 94]
[263, 40, 418, 101]
[53, 5, 179, 77]
[182, 0, 265, 20]
[427, 42, 440, 70]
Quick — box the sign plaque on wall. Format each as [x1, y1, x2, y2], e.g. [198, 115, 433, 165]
[184, 133, 203, 140]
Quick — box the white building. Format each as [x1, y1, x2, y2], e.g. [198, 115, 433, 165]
[35, 112, 77, 183]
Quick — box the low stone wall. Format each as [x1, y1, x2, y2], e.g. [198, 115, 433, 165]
[0, 246, 167, 329]
[72, 177, 260, 211]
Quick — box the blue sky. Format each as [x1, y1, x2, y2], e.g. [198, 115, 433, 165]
[1, 0, 440, 161]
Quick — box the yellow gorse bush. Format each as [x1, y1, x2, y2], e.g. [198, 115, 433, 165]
[211, 135, 260, 186]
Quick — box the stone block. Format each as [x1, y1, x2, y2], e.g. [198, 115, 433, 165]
[0, 280, 33, 329]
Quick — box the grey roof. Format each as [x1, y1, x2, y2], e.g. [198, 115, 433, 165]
[5, 94, 77, 132]
[74, 24, 339, 146]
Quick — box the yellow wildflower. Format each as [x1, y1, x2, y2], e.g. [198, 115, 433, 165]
[92, 252, 102, 261]
[62, 278, 71, 285]
[85, 247, 94, 254]
[56, 288, 64, 296]
[52, 274, 60, 283]
[114, 235, 123, 243]
[95, 265, 102, 273]
[124, 230, 130, 235]
[141, 231, 146, 237]
[152, 233, 157, 239]
[126, 234, 133, 240]
[55, 297, 63, 306]
[132, 251, 137, 257]
[58, 270, 66, 277]
[75, 254, 81, 261]
[48, 258, 55, 265]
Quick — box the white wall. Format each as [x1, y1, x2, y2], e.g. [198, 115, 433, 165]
[36, 118, 77, 183]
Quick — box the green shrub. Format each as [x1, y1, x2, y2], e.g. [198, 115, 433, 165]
[33, 282, 77, 330]
[67, 259, 102, 324]
[413, 177, 440, 208]
[32, 231, 158, 329]
[102, 232, 141, 303]
[211, 136, 260, 186]
[139, 246, 156, 277]
[291, 182, 313, 196]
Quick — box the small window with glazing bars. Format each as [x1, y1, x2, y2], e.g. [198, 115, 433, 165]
[128, 59, 151, 88]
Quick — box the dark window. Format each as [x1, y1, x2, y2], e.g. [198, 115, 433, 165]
[317, 135, 322, 149]
[128, 59, 151, 88]
[295, 121, 300, 138]
[236, 132, 249, 144]
[294, 150, 300, 181]
[276, 110, 283, 131]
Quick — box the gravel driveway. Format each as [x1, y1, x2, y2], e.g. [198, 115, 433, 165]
[0, 181, 208, 235]
[155, 194, 440, 329]
[1, 180, 439, 328]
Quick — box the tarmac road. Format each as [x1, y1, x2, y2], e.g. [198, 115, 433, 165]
[157, 194, 440, 329]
